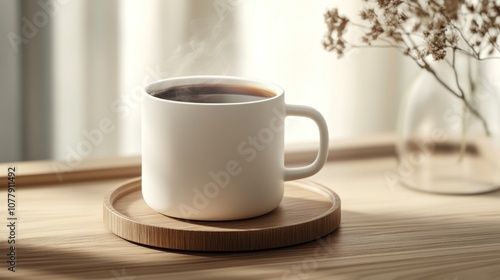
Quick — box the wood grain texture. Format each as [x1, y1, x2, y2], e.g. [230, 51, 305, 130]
[103, 178, 341, 251]
[1, 157, 499, 279]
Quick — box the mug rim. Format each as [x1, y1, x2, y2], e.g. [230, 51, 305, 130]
[143, 75, 284, 106]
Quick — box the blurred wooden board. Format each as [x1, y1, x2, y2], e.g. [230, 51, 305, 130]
[103, 178, 341, 251]
[0, 133, 395, 186]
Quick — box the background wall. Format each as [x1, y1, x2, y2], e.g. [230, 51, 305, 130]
[0, 0, 419, 163]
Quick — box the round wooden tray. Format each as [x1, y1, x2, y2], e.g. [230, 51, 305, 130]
[103, 178, 341, 251]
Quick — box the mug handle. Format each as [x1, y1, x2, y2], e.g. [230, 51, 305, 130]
[284, 104, 329, 181]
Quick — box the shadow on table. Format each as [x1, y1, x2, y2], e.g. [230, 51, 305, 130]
[17, 207, 500, 279]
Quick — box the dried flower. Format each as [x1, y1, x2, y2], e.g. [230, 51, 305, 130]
[323, 0, 500, 135]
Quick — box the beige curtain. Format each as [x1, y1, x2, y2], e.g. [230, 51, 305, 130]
[0, 0, 22, 162]
[1, 0, 412, 162]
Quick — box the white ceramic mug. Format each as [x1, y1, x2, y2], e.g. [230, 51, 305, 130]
[142, 76, 329, 221]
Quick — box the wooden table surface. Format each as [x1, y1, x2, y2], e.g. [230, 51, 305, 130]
[2, 156, 500, 279]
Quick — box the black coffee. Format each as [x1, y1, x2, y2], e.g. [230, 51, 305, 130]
[152, 84, 276, 103]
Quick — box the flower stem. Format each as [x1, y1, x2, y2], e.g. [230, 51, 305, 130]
[420, 58, 491, 137]
[458, 104, 468, 163]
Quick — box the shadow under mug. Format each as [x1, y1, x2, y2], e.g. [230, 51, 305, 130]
[142, 76, 329, 221]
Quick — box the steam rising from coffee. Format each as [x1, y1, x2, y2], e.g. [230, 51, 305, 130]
[150, 2, 242, 102]
[161, 2, 239, 80]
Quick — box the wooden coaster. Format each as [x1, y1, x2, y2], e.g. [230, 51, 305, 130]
[103, 178, 341, 251]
